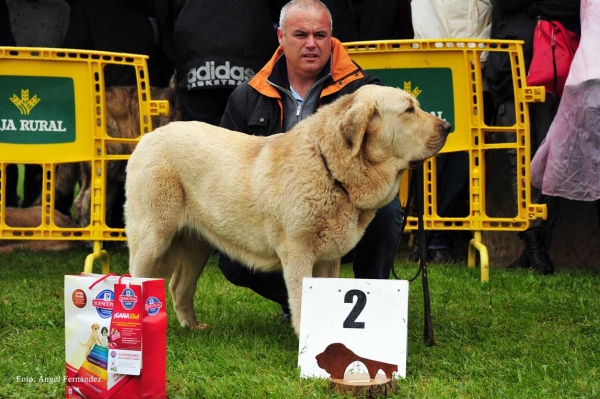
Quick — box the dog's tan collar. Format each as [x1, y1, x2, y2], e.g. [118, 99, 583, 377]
[318, 145, 349, 196]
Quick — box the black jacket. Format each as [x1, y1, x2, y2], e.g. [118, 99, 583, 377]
[155, 0, 283, 92]
[63, 0, 172, 87]
[0, 0, 15, 46]
[220, 38, 381, 136]
[321, 0, 413, 42]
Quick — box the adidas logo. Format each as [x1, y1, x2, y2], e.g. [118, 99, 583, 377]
[187, 61, 256, 89]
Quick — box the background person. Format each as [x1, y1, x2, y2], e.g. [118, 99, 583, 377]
[6, 0, 71, 212]
[62, 0, 174, 228]
[218, 0, 404, 321]
[154, 0, 284, 125]
[1, 0, 17, 208]
[531, 0, 599, 201]
[63, 0, 172, 88]
[484, 0, 580, 274]
[408, 0, 492, 264]
[321, 0, 413, 42]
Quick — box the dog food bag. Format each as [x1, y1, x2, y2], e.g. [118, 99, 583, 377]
[64, 273, 166, 398]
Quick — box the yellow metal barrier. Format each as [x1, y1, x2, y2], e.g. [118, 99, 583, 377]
[346, 39, 547, 281]
[0, 42, 545, 280]
[0, 47, 169, 273]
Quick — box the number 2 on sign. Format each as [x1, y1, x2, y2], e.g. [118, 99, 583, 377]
[343, 289, 367, 329]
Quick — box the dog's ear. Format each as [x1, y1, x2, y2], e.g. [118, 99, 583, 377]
[339, 99, 376, 158]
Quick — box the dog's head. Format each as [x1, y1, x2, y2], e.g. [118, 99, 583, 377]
[319, 85, 450, 209]
[91, 323, 100, 331]
[339, 85, 450, 168]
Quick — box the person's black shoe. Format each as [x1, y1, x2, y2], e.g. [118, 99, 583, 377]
[280, 312, 291, 324]
[519, 227, 555, 275]
[280, 303, 291, 324]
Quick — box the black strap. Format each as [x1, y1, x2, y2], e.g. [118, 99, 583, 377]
[390, 167, 435, 346]
[392, 166, 435, 346]
[415, 165, 435, 347]
[550, 25, 559, 95]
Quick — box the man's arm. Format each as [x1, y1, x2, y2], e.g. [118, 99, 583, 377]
[348, 64, 383, 91]
[219, 85, 248, 132]
[359, 70, 383, 87]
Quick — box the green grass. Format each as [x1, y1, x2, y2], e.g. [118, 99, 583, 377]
[1, 248, 599, 398]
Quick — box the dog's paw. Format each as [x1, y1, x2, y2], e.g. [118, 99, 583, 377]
[183, 322, 208, 330]
[189, 323, 208, 330]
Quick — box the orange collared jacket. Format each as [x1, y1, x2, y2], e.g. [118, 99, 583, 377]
[220, 37, 381, 135]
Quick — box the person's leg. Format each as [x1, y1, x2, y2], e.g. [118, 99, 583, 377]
[5, 164, 19, 207]
[352, 197, 404, 279]
[218, 254, 290, 313]
[529, 94, 560, 232]
[22, 164, 42, 208]
[428, 231, 454, 263]
[508, 95, 560, 273]
[427, 152, 469, 262]
[495, 100, 518, 204]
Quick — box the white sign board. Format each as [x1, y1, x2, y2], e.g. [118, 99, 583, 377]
[298, 278, 409, 379]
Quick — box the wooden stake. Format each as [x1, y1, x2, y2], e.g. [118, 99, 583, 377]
[330, 373, 397, 398]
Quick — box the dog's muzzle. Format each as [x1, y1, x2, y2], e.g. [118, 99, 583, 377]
[409, 121, 452, 169]
[440, 121, 452, 138]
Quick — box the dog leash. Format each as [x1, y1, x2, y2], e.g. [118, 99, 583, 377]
[390, 166, 435, 347]
[415, 165, 435, 347]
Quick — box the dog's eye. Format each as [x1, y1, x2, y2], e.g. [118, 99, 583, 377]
[406, 106, 415, 113]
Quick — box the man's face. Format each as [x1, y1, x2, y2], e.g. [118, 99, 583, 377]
[277, 5, 332, 81]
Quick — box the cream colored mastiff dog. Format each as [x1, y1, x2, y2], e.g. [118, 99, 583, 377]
[125, 85, 450, 336]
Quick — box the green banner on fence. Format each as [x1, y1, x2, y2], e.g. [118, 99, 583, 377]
[0, 76, 76, 144]
[369, 68, 455, 133]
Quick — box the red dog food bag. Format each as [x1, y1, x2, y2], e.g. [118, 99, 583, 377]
[64, 273, 166, 398]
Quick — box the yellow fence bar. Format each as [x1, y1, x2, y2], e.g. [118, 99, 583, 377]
[346, 39, 547, 281]
[1, 41, 545, 281]
[0, 47, 169, 273]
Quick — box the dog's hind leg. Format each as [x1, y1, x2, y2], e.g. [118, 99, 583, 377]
[127, 209, 180, 281]
[127, 213, 209, 329]
[128, 231, 174, 281]
[126, 161, 184, 279]
[167, 232, 212, 329]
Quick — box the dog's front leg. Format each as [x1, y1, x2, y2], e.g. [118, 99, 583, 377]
[282, 263, 312, 337]
[313, 260, 340, 278]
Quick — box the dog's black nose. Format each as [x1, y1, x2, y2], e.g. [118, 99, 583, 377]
[441, 122, 451, 137]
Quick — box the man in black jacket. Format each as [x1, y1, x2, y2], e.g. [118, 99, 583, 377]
[218, 0, 404, 320]
[155, 0, 283, 125]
